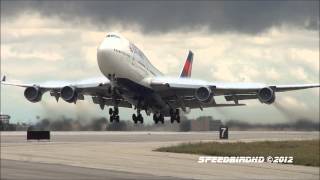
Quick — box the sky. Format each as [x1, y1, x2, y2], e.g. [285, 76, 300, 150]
[1, 0, 319, 124]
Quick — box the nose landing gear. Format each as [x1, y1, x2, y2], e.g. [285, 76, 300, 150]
[109, 107, 119, 123]
[107, 74, 120, 123]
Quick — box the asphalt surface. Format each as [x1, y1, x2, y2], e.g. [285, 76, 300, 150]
[1, 159, 185, 180]
[1, 131, 319, 180]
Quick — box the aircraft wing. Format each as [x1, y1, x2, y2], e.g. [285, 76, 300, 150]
[150, 77, 319, 108]
[1, 77, 108, 89]
[271, 84, 320, 92]
[167, 97, 246, 109]
[0, 76, 132, 109]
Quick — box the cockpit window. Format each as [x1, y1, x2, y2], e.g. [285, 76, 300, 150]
[106, 34, 120, 38]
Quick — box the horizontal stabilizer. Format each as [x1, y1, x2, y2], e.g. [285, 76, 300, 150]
[1, 75, 6, 82]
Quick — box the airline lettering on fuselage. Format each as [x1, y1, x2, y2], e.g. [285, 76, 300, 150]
[128, 43, 157, 76]
[113, 48, 148, 74]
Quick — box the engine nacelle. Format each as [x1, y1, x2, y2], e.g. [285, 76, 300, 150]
[258, 87, 275, 104]
[195, 86, 213, 103]
[60, 86, 77, 103]
[24, 86, 42, 103]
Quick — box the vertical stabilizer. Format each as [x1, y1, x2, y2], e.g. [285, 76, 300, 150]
[179, 51, 194, 78]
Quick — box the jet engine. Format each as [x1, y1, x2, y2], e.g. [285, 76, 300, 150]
[195, 86, 213, 103]
[60, 86, 77, 103]
[24, 86, 42, 102]
[257, 87, 275, 104]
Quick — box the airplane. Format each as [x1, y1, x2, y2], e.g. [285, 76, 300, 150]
[1, 32, 319, 124]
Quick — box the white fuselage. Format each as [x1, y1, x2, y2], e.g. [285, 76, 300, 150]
[97, 33, 162, 87]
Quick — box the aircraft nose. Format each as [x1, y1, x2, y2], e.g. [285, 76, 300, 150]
[97, 47, 113, 63]
[97, 39, 114, 60]
[98, 38, 113, 51]
[97, 46, 116, 77]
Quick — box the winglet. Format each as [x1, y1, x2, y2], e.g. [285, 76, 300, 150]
[180, 51, 194, 78]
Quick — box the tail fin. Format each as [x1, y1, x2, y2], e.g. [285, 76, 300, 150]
[179, 51, 194, 78]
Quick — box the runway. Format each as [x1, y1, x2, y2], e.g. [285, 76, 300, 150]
[1, 131, 319, 180]
[2, 159, 184, 180]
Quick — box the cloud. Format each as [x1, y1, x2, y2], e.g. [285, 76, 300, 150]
[1, 1, 319, 34]
[287, 48, 319, 72]
[3, 45, 64, 62]
[210, 62, 237, 82]
[289, 67, 310, 82]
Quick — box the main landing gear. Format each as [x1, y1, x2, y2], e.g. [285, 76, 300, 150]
[153, 113, 164, 124]
[109, 107, 120, 123]
[153, 109, 180, 124]
[132, 109, 143, 124]
[170, 109, 180, 123]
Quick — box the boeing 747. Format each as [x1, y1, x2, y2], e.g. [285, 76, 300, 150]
[1, 33, 319, 124]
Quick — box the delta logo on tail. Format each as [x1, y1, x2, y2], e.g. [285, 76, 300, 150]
[180, 51, 194, 78]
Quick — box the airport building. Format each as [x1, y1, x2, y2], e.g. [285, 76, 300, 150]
[0, 114, 10, 124]
[190, 116, 222, 131]
[0, 114, 14, 131]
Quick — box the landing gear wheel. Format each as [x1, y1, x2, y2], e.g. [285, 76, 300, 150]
[115, 115, 120, 123]
[175, 109, 180, 123]
[153, 113, 164, 124]
[132, 114, 137, 124]
[176, 115, 180, 123]
[153, 115, 158, 124]
[109, 108, 113, 115]
[137, 113, 144, 124]
[153, 113, 159, 124]
[170, 109, 181, 123]
[109, 107, 120, 123]
[170, 118, 174, 124]
[170, 108, 175, 123]
[114, 107, 119, 115]
[160, 114, 164, 124]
